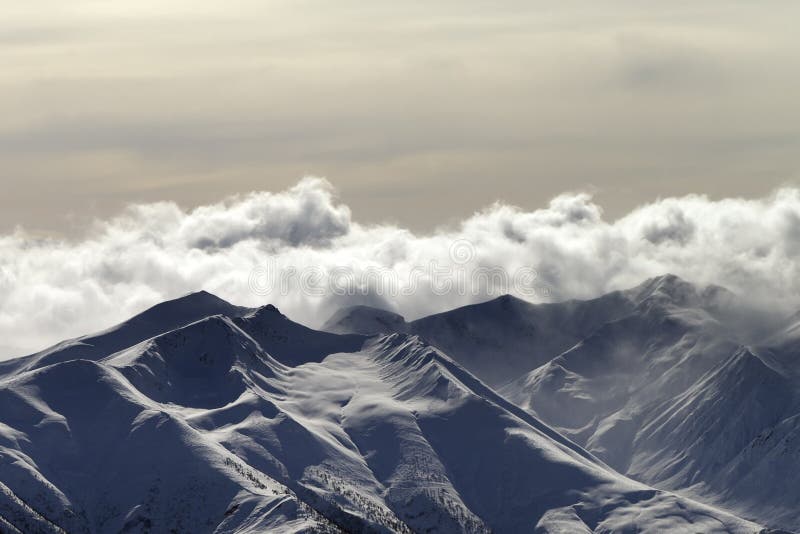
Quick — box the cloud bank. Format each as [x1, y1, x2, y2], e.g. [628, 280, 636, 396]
[2, 177, 800, 359]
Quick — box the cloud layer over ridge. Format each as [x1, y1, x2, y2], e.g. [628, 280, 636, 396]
[2, 177, 799, 358]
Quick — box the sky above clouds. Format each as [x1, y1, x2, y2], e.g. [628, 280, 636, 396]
[3, 2, 800, 357]
[1, 1, 800, 233]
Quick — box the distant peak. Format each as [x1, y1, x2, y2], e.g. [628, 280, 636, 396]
[241, 304, 287, 324]
[631, 274, 700, 307]
[646, 273, 684, 286]
[700, 283, 735, 302]
[641, 273, 692, 290]
[160, 289, 230, 307]
[322, 304, 407, 335]
[478, 293, 531, 312]
[492, 294, 525, 305]
[127, 290, 248, 326]
[337, 304, 403, 320]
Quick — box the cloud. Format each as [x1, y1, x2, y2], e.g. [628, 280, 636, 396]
[2, 177, 800, 359]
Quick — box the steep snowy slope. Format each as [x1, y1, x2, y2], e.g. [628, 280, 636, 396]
[629, 346, 800, 528]
[0, 296, 767, 533]
[0, 345, 338, 533]
[325, 275, 800, 530]
[504, 276, 736, 438]
[499, 275, 800, 531]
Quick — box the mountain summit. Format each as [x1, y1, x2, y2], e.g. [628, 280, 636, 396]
[321, 304, 409, 335]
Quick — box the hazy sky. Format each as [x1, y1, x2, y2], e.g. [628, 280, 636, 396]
[2, 1, 800, 233]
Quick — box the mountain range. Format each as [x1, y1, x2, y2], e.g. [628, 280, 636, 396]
[326, 275, 800, 532]
[0, 275, 795, 533]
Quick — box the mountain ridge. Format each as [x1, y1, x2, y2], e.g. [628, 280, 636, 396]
[0, 290, 254, 378]
[323, 274, 800, 531]
[0, 284, 774, 533]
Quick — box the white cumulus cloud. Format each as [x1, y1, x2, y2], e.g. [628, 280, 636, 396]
[2, 177, 800, 359]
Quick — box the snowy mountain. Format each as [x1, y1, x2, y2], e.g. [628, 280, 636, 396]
[0, 290, 253, 377]
[321, 306, 409, 337]
[323, 291, 638, 388]
[497, 276, 800, 531]
[325, 275, 800, 531]
[0, 290, 771, 533]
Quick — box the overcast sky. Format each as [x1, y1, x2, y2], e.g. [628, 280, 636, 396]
[2, 1, 799, 234]
[4, 2, 800, 359]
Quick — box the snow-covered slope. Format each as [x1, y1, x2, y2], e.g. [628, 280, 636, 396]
[325, 275, 800, 531]
[0, 293, 767, 533]
[0, 343, 337, 533]
[496, 275, 800, 531]
[324, 292, 638, 388]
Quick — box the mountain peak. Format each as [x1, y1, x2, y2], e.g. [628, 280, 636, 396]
[234, 305, 365, 366]
[131, 290, 248, 324]
[643, 273, 687, 288]
[489, 293, 528, 307]
[246, 303, 284, 320]
[630, 273, 699, 306]
[8, 290, 254, 374]
[171, 289, 222, 304]
[322, 304, 407, 335]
